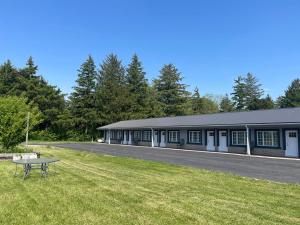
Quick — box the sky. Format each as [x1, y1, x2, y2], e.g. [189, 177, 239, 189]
[1, 0, 300, 99]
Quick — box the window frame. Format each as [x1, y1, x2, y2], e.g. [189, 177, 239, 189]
[133, 130, 141, 141]
[187, 130, 202, 145]
[168, 130, 180, 143]
[255, 129, 280, 148]
[231, 130, 247, 146]
[142, 130, 152, 142]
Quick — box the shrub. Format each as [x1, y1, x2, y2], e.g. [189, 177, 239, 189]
[0, 96, 42, 151]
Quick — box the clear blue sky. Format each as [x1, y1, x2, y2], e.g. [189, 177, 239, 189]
[1, 0, 300, 99]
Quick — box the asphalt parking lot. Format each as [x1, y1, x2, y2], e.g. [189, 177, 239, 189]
[47, 143, 300, 183]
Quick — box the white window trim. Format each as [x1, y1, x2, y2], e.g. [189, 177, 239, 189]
[256, 130, 279, 147]
[188, 131, 202, 144]
[231, 130, 246, 146]
[168, 131, 180, 143]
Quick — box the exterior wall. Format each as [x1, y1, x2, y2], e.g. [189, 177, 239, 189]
[228, 146, 246, 154]
[252, 148, 285, 157]
[102, 126, 300, 158]
[138, 141, 151, 147]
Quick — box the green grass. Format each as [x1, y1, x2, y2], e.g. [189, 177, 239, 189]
[0, 146, 299, 225]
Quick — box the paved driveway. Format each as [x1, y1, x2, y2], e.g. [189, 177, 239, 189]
[48, 143, 300, 184]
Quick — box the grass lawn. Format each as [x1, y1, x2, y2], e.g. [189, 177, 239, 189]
[0, 146, 299, 225]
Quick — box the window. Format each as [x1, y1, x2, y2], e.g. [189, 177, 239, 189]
[289, 132, 297, 138]
[142, 130, 151, 141]
[188, 131, 202, 144]
[116, 131, 122, 140]
[232, 130, 246, 145]
[168, 131, 180, 143]
[133, 131, 141, 140]
[257, 130, 279, 147]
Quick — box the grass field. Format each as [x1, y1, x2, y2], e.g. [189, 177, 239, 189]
[0, 146, 299, 225]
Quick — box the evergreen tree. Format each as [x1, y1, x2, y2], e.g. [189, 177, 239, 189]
[231, 76, 246, 110]
[244, 73, 264, 109]
[220, 94, 235, 112]
[188, 87, 218, 114]
[126, 54, 151, 119]
[231, 73, 264, 110]
[96, 54, 131, 125]
[70, 56, 98, 139]
[248, 95, 274, 110]
[0, 58, 66, 139]
[278, 78, 300, 108]
[154, 64, 189, 116]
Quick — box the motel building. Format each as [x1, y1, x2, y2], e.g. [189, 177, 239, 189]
[98, 107, 300, 158]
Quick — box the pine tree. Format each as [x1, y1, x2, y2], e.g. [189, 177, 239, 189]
[244, 73, 264, 109]
[231, 76, 246, 110]
[154, 64, 189, 116]
[70, 55, 98, 139]
[186, 87, 219, 114]
[248, 95, 274, 110]
[278, 78, 300, 108]
[96, 54, 131, 125]
[126, 54, 150, 119]
[231, 73, 264, 110]
[0, 59, 66, 139]
[220, 94, 235, 112]
[22, 56, 38, 78]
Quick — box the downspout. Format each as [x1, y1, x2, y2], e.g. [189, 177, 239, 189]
[245, 125, 251, 155]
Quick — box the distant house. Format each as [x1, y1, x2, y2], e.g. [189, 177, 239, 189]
[98, 108, 300, 158]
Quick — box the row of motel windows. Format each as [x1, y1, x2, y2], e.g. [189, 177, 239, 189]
[109, 130, 280, 147]
[231, 130, 280, 147]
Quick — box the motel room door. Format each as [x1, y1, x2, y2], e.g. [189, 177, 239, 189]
[123, 131, 128, 145]
[218, 130, 228, 152]
[160, 131, 166, 147]
[207, 131, 215, 151]
[154, 131, 159, 147]
[285, 130, 299, 157]
[128, 131, 132, 145]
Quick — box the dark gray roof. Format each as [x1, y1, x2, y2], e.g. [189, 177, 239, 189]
[98, 107, 300, 129]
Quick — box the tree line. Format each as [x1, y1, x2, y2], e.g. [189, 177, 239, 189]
[0, 54, 299, 141]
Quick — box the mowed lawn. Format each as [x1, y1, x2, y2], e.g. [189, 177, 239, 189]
[0, 146, 299, 225]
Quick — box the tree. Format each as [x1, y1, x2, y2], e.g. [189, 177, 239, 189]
[189, 87, 218, 114]
[248, 95, 274, 110]
[231, 76, 246, 110]
[96, 54, 131, 125]
[126, 54, 151, 119]
[231, 73, 264, 110]
[153, 64, 189, 116]
[0, 58, 66, 139]
[244, 73, 264, 109]
[70, 56, 98, 139]
[278, 79, 300, 108]
[0, 96, 42, 151]
[220, 94, 235, 112]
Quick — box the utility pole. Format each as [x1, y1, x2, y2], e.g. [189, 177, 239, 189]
[25, 112, 30, 147]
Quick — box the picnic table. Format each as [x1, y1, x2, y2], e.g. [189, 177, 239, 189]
[13, 158, 59, 179]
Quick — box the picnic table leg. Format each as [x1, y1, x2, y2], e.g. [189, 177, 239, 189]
[40, 163, 48, 178]
[23, 164, 30, 180]
[14, 164, 18, 176]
